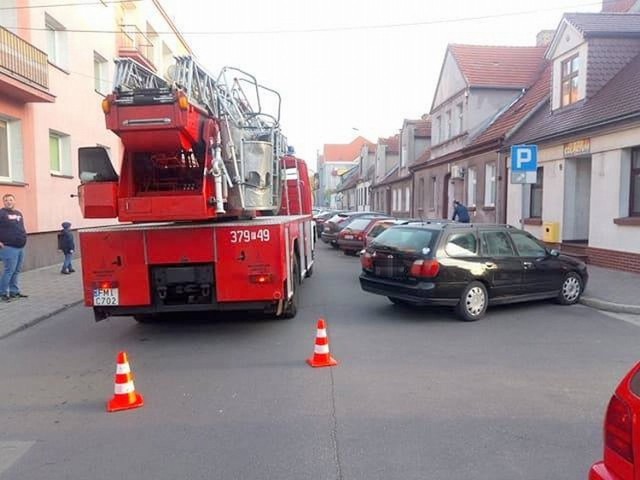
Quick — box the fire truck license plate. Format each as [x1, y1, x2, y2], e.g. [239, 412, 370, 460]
[93, 288, 119, 306]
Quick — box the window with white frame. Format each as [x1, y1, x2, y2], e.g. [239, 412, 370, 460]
[484, 163, 496, 207]
[630, 148, 640, 217]
[431, 176, 437, 209]
[446, 110, 452, 140]
[0, 117, 23, 182]
[467, 167, 477, 207]
[456, 103, 464, 135]
[0, 120, 9, 178]
[561, 54, 580, 107]
[436, 116, 442, 144]
[93, 52, 109, 95]
[45, 13, 68, 69]
[405, 187, 410, 212]
[418, 178, 425, 209]
[529, 167, 543, 218]
[49, 130, 71, 176]
[392, 189, 397, 211]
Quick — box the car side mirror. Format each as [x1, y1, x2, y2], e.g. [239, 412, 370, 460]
[549, 248, 560, 257]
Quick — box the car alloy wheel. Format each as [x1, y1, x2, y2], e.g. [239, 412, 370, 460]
[457, 281, 488, 321]
[558, 272, 582, 305]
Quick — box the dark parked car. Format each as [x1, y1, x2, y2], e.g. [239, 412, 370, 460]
[321, 211, 387, 247]
[314, 210, 344, 239]
[359, 222, 588, 321]
[337, 216, 393, 255]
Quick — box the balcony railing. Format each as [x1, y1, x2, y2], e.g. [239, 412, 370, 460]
[0, 26, 49, 90]
[117, 25, 153, 68]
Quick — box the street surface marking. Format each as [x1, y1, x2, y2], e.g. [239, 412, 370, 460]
[598, 310, 640, 328]
[0, 441, 34, 476]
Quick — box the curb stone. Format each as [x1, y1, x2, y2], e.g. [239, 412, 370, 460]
[580, 296, 640, 315]
[0, 300, 83, 341]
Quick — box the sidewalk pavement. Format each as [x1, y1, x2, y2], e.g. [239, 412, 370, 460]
[0, 260, 639, 340]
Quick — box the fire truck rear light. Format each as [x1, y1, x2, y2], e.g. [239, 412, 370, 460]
[101, 98, 111, 114]
[604, 394, 634, 463]
[177, 94, 189, 111]
[97, 281, 116, 289]
[410, 259, 440, 278]
[361, 252, 373, 270]
[249, 273, 273, 284]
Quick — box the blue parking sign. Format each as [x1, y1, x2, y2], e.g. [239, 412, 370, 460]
[511, 145, 538, 172]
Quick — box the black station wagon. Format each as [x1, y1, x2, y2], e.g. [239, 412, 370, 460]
[359, 222, 589, 321]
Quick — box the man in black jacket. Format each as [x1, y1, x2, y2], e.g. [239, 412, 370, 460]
[0, 193, 28, 302]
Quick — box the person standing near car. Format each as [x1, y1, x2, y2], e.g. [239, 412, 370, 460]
[0, 193, 28, 302]
[451, 200, 470, 223]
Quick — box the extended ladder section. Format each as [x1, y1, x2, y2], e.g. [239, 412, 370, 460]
[107, 57, 289, 214]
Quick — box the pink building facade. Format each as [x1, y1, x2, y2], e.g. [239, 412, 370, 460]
[0, 0, 191, 269]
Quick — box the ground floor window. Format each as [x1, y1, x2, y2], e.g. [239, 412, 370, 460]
[0, 119, 8, 178]
[631, 148, 640, 216]
[530, 167, 543, 218]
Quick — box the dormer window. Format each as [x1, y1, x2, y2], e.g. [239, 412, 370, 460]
[561, 54, 580, 107]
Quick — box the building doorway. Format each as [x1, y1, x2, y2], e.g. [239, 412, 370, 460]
[442, 173, 451, 219]
[563, 157, 592, 242]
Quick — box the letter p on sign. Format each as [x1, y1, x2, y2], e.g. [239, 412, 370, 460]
[511, 145, 538, 172]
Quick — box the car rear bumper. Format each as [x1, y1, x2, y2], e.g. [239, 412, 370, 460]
[588, 462, 622, 480]
[337, 239, 363, 251]
[359, 273, 458, 306]
[321, 232, 338, 244]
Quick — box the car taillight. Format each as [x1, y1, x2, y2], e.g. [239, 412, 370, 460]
[361, 251, 373, 270]
[409, 259, 440, 278]
[355, 233, 363, 241]
[604, 394, 634, 463]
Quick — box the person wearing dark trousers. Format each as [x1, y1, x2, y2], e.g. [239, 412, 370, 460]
[452, 200, 471, 223]
[58, 222, 75, 274]
[0, 193, 28, 302]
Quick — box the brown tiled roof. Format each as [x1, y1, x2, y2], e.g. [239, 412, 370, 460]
[564, 12, 640, 36]
[602, 0, 638, 12]
[449, 44, 547, 88]
[323, 136, 375, 163]
[508, 51, 640, 145]
[473, 63, 552, 146]
[379, 134, 400, 154]
[414, 118, 432, 137]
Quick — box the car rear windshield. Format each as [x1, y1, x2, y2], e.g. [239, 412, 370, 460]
[369, 223, 392, 237]
[372, 227, 438, 255]
[344, 218, 374, 231]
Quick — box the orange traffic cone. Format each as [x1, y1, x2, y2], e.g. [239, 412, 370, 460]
[307, 318, 338, 368]
[107, 351, 144, 412]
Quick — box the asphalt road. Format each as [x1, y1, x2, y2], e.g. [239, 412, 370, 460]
[1, 244, 639, 480]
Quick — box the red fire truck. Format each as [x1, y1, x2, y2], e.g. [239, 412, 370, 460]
[76, 58, 314, 322]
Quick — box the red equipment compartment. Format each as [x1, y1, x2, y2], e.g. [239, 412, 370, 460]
[214, 223, 286, 302]
[105, 98, 202, 152]
[145, 227, 215, 264]
[118, 195, 210, 222]
[80, 230, 151, 306]
[78, 182, 118, 218]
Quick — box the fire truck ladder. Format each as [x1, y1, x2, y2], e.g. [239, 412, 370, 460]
[216, 66, 287, 210]
[113, 58, 168, 91]
[171, 55, 219, 117]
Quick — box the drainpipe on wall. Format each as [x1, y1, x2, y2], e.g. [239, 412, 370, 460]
[498, 141, 508, 224]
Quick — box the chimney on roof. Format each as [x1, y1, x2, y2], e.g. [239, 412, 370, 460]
[536, 30, 555, 47]
[602, 0, 638, 12]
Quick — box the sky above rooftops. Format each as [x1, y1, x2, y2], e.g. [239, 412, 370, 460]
[164, 0, 602, 170]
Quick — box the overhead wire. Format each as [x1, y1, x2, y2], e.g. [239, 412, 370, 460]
[1, 0, 613, 36]
[0, 0, 142, 10]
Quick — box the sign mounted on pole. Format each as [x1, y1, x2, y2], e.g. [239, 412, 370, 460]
[510, 145, 538, 184]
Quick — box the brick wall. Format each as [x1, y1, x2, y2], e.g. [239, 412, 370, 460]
[586, 246, 640, 273]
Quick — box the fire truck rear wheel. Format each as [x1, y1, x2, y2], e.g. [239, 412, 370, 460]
[282, 255, 299, 319]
